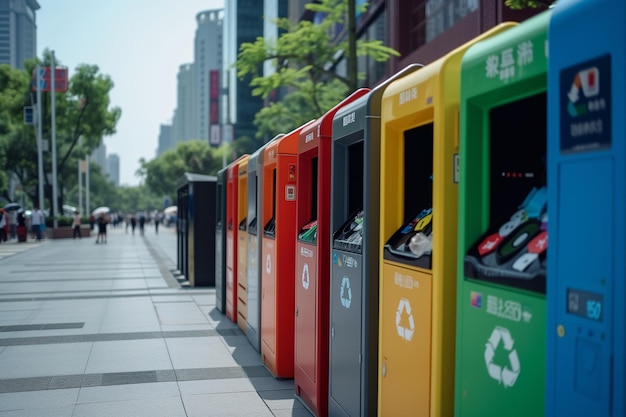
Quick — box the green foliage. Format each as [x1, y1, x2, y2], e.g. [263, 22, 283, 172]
[0, 64, 30, 194]
[235, 0, 399, 139]
[0, 51, 121, 215]
[137, 140, 224, 200]
[505, 0, 553, 9]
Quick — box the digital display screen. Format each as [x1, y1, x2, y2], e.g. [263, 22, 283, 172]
[567, 288, 604, 321]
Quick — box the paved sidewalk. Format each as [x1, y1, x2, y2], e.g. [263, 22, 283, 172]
[0, 225, 312, 417]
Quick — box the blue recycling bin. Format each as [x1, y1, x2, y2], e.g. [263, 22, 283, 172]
[546, 1, 625, 416]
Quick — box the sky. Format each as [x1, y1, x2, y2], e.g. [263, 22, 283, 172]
[36, 0, 224, 186]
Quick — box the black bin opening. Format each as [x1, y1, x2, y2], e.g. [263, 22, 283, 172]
[264, 168, 277, 238]
[383, 123, 434, 269]
[464, 92, 548, 294]
[333, 140, 364, 253]
[298, 156, 318, 244]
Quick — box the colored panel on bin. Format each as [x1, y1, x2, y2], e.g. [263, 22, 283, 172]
[215, 167, 228, 313]
[260, 122, 313, 378]
[226, 154, 249, 323]
[546, 2, 624, 416]
[294, 89, 369, 417]
[379, 23, 516, 417]
[455, 13, 548, 417]
[328, 63, 421, 417]
[246, 137, 279, 352]
[237, 155, 250, 333]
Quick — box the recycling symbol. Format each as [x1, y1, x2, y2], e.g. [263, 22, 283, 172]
[266, 254, 271, 274]
[484, 326, 521, 388]
[340, 276, 352, 309]
[302, 263, 310, 290]
[395, 298, 415, 342]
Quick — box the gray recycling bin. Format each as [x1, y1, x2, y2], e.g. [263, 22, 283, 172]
[215, 167, 228, 312]
[177, 184, 188, 278]
[329, 65, 421, 417]
[246, 147, 262, 351]
[176, 172, 217, 287]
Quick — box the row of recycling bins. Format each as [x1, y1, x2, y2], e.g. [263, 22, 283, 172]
[179, 2, 624, 416]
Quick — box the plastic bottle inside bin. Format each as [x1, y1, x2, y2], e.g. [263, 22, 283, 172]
[408, 232, 433, 257]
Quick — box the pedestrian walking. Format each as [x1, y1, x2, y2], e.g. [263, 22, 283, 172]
[31, 206, 45, 241]
[130, 215, 137, 235]
[0, 209, 7, 243]
[154, 212, 161, 234]
[72, 211, 82, 239]
[95, 213, 108, 244]
[8, 209, 17, 240]
[138, 212, 146, 236]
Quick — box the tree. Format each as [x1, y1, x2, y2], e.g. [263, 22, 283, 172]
[235, 0, 399, 140]
[0, 51, 121, 214]
[137, 140, 223, 200]
[0, 64, 31, 199]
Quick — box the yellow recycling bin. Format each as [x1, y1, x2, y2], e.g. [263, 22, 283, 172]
[237, 155, 250, 333]
[378, 23, 516, 417]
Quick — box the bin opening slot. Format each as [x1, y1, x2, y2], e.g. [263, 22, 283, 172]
[264, 218, 276, 238]
[464, 92, 547, 294]
[298, 156, 318, 244]
[248, 217, 257, 235]
[333, 140, 364, 252]
[248, 172, 258, 235]
[264, 168, 277, 238]
[333, 208, 364, 251]
[298, 220, 318, 244]
[216, 184, 223, 230]
[239, 217, 247, 231]
[383, 123, 434, 269]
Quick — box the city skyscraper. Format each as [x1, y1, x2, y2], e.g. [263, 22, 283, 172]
[173, 63, 194, 144]
[106, 153, 120, 186]
[194, 9, 223, 143]
[157, 124, 173, 156]
[0, 0, 39, 69]
[223, 0, 265, 144]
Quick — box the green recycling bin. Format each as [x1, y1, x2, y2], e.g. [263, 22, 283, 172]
[454, 12, 550, 417]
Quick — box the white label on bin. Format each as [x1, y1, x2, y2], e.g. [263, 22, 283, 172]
[340, 276, 352, 309]
[301, 263, 310, 289]
[266, 254, 271, 274]
[484, 326, 520, 388]
[285, 185, 295, 201]
[395, 298, 415, 342]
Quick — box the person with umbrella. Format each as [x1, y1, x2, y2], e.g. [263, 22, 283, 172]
[4, 203, 19, 240]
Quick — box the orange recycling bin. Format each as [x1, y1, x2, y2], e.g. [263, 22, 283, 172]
[294, 88, 369, 417]
[226, 154, 249, 323]
[260, 121, 314, 378]
[236, 155, 250, 332]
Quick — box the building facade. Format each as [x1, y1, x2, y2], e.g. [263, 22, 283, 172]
[0, 0, 39, 69]
[387, 0, 542, 75]
[106, 153, 120, 187]
[289, 0, 543, 88]
[194, 9, 223, 143]
[223, 0, 265, 145]
[157, 124, 173, 156]
[172, 63, 195, 144]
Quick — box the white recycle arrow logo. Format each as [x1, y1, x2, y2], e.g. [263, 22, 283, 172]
[302, 263, 310, 290]
[266, 254, 271, 274]
[484, 326, 521, 388]
[340, 276, 352, 309]
[395, 298, 415, 342]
